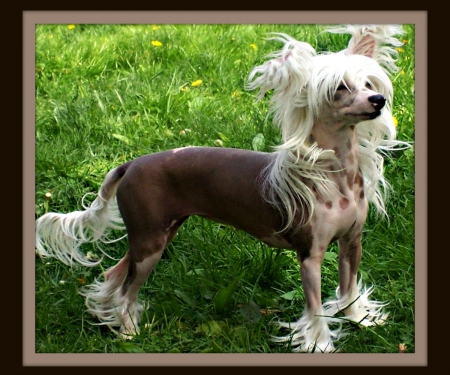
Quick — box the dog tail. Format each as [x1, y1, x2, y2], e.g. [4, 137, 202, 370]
[35, 161, 133, 267]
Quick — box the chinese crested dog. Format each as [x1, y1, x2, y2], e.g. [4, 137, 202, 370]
[36, 25, 405, 352]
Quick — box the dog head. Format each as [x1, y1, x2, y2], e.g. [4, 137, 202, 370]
[247, 25, 404, 146]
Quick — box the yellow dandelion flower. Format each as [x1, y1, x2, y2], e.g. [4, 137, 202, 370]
[396, 47, 405, 53]
[151, 25, 160, 30]
[231, 37, 235, 41]
[401, 70, 405, 75]
[191, 79, 203, 87]
[402, 39, 408, 44]
[68, 24, 75, 30]
[151, 40, 162, 47]
[232, 91, 240, 97]
[393, 117, 398, 127]
[250, 43, 257, 50]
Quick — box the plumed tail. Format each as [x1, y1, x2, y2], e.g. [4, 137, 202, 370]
[35, 163, 131, 267]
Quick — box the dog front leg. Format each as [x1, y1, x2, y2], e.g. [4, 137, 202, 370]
[298, 253, 337, 352]
[324, 233, 389, 327]
[338, 234, 362, 306]
[272, 245, 339, 353]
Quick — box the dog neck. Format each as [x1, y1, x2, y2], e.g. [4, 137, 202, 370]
[311, 123, 361, 194]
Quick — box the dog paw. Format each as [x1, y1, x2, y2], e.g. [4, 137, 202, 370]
[118, 326, 140, 340]
[344, 285, 389, 327]
[271, 311, 342, 353]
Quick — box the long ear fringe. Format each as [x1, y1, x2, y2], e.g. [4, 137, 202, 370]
[327, 25, 404, 73]
[247, 33, 315, 99]
[247, 33, 316, 147]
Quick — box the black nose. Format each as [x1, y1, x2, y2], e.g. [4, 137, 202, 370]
[368, 94, 386, 110]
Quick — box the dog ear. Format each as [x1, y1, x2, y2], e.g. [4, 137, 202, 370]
[246, 33, 315, 100]
[328, 25, 404, 73]
[246, 34, 316, 145]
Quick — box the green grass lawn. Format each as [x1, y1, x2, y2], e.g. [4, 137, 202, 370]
[35, 23, 415, 353]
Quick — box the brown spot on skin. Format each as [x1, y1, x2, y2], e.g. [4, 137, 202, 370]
[360, 190, 365, 200]
[354, 173, 364, 187]
[292, 224, 313, 262]
[339, 198, 350, 209]
[326, 201, 332, 209]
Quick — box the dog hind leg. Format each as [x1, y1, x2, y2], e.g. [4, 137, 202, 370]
[82, 239, 166, 339]
[80, 214, 185, 338]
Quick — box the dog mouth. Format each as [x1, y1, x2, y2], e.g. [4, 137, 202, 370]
[346, 110, 382, 120]
[368, 110, 382, 119]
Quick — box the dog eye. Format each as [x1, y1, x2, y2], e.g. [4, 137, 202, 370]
[365, 82, 373, 89]
[337, 84, 347, 91]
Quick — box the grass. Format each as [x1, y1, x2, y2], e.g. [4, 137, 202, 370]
[35, 24, 415, 354]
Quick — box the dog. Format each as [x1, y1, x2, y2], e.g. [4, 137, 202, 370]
[36, 25, 405, 353]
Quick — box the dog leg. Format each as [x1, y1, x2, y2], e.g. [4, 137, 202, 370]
[81, 253, 135, 335]
[273, 249, 341, 353]
[81, 230, 167, 339]
[82, 248, 164, 339]
[324, 234, 389, 327]
[117, 249, 164, 338]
